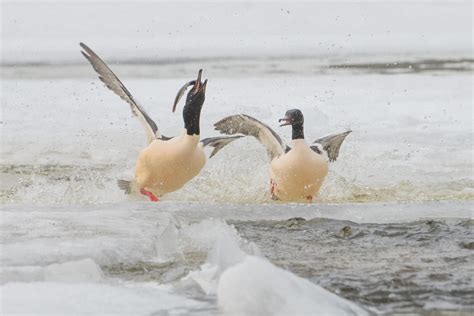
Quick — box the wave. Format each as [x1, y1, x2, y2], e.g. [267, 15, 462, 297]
[1, 163, 472, 205]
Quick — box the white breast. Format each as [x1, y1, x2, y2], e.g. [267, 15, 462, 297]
[135, 130, 206, 196]
[270, 139, 328, 202]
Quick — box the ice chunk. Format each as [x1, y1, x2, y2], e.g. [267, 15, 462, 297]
[183, 230, 247, 295]
[180, 220, 367, 315]
[218, 256, 368, 316]
[43, 258, 103, 283]
[0, 266, 44, 283]
[179, 219, 261, 256]
[0, 258, 103, 284]
[180, 219, 260, 295]
[153, 213, 183, 262]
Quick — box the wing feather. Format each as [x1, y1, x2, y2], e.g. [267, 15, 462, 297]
[312, 131, 351, 162]
[214, 114, 285, 160]
[80, 42, 160, 143]
[201, 136, 243, 158]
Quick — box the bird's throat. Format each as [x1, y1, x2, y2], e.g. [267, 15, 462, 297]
[292, 124, 304, 140]
[183, 106, 202, 136]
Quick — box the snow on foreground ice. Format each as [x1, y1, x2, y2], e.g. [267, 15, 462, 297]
[2, 282, 206, 315]
[1, 211, 368, 315]
[1, 258, 207, 315]
[0, 258, 103, 283]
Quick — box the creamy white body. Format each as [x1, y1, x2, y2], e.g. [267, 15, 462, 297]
[135, 130, 205, 196]
[270, 139, 328, 202]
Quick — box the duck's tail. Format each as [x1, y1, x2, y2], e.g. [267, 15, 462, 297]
[117, 179, 135, 194]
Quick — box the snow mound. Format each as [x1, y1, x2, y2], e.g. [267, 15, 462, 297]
[2, 282, 205, 315]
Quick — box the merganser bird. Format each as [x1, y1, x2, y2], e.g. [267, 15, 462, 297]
[80, 43, 241, 201]
[212, 109, 351, 202]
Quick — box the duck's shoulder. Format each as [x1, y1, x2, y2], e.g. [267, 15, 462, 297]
[287, 139, 314, 155]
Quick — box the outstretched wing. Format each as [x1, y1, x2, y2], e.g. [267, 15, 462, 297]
[80, 42, 161, 143]
[214, 114, 285, 160]
[312, 130, 352, 162]
[201, 136, 243, 158]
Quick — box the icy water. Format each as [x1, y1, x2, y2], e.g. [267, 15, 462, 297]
[1, 57, 473, 315]
[1, 1, 473, 314]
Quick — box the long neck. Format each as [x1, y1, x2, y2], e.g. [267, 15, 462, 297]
[292, 123, 304, 140]
[183, 106, 202, 136]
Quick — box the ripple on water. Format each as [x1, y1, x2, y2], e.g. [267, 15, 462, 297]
[230, 218, 474, 314]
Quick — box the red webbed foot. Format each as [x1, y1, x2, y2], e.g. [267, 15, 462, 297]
[140, 188, 159, 202]
[270, 179, 276, 195]
[270, 179, 280, 200]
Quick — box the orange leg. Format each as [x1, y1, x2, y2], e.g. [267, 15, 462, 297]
[140, 188, 159, 202]
[270, 179, 279, 200]
[270, 179, 275, 195]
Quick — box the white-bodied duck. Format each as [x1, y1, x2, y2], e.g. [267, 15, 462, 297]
[212, 109, 351, 202]
[80, 43, 240, 201]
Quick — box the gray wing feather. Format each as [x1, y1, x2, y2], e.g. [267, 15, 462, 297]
[214, 114, 285, 160]
[80, 42, 161, 143]
[201, 136, 243, 158]
[312, 130, 352, 162]
[117, 179, 132, 194]
[309, 144, 322, 155]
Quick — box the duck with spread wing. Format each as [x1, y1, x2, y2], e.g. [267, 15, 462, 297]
[211, 109, 351, 202]
[80, 43, 240, 201]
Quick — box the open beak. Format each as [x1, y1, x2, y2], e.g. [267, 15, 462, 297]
[201, 79, 208, 93]
[192, 69, 203, 93]
[192, 69, 207, 94]
[172, 69, 207, 113]
[172, 80, 194, 113]
[278, 116, 292, 127]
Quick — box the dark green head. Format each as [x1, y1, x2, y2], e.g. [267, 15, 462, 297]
[279, 109, 305, 140]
